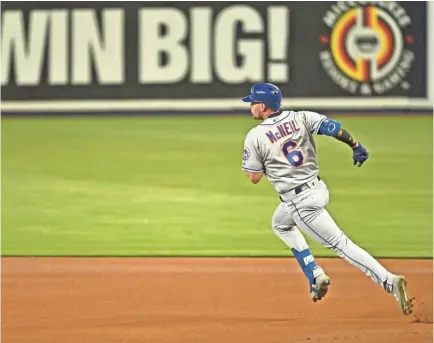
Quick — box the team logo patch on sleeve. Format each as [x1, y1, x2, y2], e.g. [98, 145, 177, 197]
[243, 147, 250, 161]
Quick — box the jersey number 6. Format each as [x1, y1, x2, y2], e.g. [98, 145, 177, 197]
[281, 140, 304, 167]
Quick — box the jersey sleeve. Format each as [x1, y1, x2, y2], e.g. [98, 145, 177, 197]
[300, 111, 328, 135]
[241, 130, 264, 173]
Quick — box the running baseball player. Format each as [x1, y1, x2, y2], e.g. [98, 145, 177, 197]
[240, 82, 414, 315]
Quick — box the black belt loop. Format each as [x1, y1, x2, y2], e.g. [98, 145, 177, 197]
[294, 184, 307, 195]
[279, 176, 321, 202]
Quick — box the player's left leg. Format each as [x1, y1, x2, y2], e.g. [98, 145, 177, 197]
[284, 180, 414, 314]
[272, 202, 330, 302]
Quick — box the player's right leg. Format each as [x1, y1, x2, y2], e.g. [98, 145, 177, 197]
[272, 202, 330, 302]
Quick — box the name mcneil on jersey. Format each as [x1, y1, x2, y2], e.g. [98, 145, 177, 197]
[1, 6, 290, 86]
[266, 120, 301, 144]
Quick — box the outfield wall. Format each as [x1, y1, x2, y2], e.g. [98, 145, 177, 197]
[1, 1, 433, 115]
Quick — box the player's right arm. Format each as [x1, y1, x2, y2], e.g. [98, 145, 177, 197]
[241, 129, 265, 184]
[301, 111, 369, 167]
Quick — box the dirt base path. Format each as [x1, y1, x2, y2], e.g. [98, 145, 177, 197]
[2, 258, 432, 343]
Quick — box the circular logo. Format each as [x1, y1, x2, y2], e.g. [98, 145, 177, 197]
[243, 147, 250, 161]
[319, 3, 414, 95]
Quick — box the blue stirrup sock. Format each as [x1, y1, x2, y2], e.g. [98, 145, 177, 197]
[291, 248, 322, 286]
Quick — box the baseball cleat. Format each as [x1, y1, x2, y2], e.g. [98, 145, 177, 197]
[310, 273, 331, 302]
[392, 275, 414, 315]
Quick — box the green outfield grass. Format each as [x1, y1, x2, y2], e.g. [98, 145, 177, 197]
[2, 115, 433, 257]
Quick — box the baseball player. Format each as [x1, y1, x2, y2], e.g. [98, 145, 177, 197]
[240, 82, 414, 315]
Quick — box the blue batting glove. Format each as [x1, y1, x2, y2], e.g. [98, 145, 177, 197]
[352, 143, 369, 167]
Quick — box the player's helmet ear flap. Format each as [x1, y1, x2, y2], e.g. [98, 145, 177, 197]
[241, 83, 282, 110]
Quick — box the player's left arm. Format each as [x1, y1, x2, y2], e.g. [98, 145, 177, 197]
[317, 119, 369, 167]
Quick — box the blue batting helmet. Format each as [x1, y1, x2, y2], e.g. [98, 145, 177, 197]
[241, 83, 282, 110]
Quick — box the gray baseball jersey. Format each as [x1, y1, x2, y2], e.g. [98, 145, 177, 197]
[242, 110, 327, 195]
[242, 109, 399, 302]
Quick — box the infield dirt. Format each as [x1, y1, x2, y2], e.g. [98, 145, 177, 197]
[2, 257, 432, 343]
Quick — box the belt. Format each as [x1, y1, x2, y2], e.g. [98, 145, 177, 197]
[279, 176, 321, 202]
